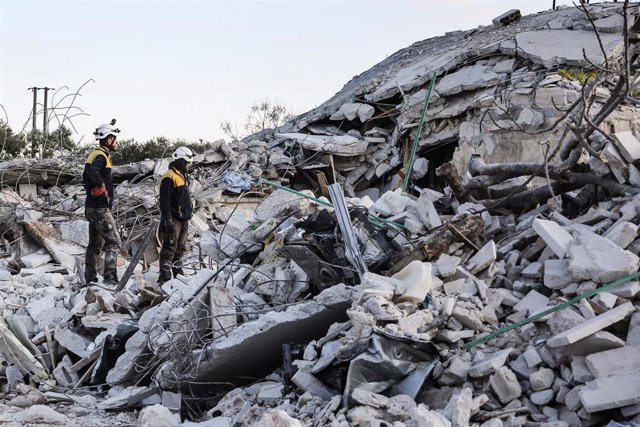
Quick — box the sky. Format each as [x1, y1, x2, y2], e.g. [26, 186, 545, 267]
[0, 0, 581, 145]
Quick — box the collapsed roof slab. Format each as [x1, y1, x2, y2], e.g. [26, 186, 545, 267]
[502, 30, 624, 69]
[157, 284, 356, 394]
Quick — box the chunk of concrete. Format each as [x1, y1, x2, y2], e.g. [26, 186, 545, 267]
[439, 356, 471, 386]
[567, 233, 640, 283]
[106, 330, 149, 386]
[16, 405, 70, 425]
[530, 368, 554, 391]
[137, 404, 180, 427]
[436, 254, 461, 278]
[329, 102, 375, 122]
[469, 349, 511, 378]
[522, 347, 542, 368]
[546, 302, 634, 348]
[580, 371, 640, 412]
[627, 312, 640, 346]
[490, 366, 522, 404]
[543, 259, 575, 290]
[466, 241, 496, 274]
[571, 356, 594, 384]
[584, 345, 640, 379]
[435, 64, 500, 96]
[612, 131, 640, 163]
[507, 30, 623, 68]
[532, 219, 572, 258]
[513, 290, 549, 316]
[603, 221, 638, 249]
[530, 389, 555, 406]
[157, 285, 354, 392]
[292, 370, 337, 400]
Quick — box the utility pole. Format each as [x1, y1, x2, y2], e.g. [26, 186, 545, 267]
[42, 87, 54, 137]
[28, 87, 38, 133]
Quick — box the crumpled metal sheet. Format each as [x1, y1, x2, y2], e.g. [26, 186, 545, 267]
[342, 334, 434, 406]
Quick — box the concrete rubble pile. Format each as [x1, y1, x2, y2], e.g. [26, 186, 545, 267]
[2, 3, 640, 427]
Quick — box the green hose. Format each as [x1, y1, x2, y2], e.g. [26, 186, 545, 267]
[464, 271, 640, 349]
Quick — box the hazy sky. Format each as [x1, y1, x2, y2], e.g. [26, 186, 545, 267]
[1, 0, 579, 145]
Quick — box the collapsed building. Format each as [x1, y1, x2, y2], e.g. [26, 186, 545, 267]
[2, 2, 640, 426]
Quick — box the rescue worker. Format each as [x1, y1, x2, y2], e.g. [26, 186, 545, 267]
[83, 119, 121, 285]
[158, 146, 194, 284]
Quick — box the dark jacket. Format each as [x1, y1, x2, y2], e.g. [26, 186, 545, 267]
[83, 147, 114, 209]
[159, 167, 193, 221]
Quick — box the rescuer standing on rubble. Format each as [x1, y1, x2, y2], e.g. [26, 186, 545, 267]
[158, 146, 194, 285]
[83, 119, 121, 286]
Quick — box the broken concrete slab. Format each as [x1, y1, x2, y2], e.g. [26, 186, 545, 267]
[276, 133, 368, 156]
[580, 371, 640, 412]
[532, 218, 572, 258]
[612, 131, 640, 163]
[584, 345, 640, 379]
[490, 366, 522, 404]
[157, 284, 355, 392]
[505, 30, 623, 68]
[546, 302, 634, 348]
[567, 233, 640, 283]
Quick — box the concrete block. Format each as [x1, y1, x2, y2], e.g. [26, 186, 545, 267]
[490, 366, 522, 404]
[613, 131, 640, 163]
[580, 371, 640, 412]
[513, 290, 549, 316]
[438, 356, 471, 387]
[570, 356, 594, 384]
[609, 281, 640, 298]
[546, 302, 634, 348]
[627, 312, 640, 345]
[555, 331, 625, 357]
[591, 292, 617, 310]
[436, 254, 461, 278]
[522, 347, 542, 368]
[543, 259, 575, 290]
[292, 370, 337, 401]
[532, 218, 573, 258]
[584, 345, 640, 378]
[603, 221, 638, 249]
[521, 261, 543, 279]
[530, 389, 554, 406]
[469, 349, 511, 378]
[466, 241, 497, 274]
[567, 233, 640, 284]
[530, 368, 554, 391]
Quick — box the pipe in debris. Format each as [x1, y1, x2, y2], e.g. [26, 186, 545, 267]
[464, 271, 640, 349]
[402, 70, 437, 193]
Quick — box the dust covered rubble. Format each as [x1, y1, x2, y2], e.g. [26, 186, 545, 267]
[1, 3, 640, 427]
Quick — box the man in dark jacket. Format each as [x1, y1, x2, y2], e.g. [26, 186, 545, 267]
[158, 146, 194, 284]
[82, 119, 121, 286]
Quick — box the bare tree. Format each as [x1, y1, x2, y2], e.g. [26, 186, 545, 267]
[221, 98, 293, 141]
[436, 1, 638, 211]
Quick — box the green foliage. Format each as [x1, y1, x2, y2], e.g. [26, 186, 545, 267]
[0, 121, 27, 159]
[111, 137, 218, 165]
[0, 121, 77, 159]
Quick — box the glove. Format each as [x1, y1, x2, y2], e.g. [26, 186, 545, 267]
[161, 218, 175, 235]
[90, 184, 107, 197]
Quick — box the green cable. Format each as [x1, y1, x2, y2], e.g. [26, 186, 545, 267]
[402, 70, 437, 193]
[464, 271, 640, 349]
[259, 178, 407, 231]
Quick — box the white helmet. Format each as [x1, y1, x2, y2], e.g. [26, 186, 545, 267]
[94, 119, 120, 140]
[172, 146, 194, 162]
